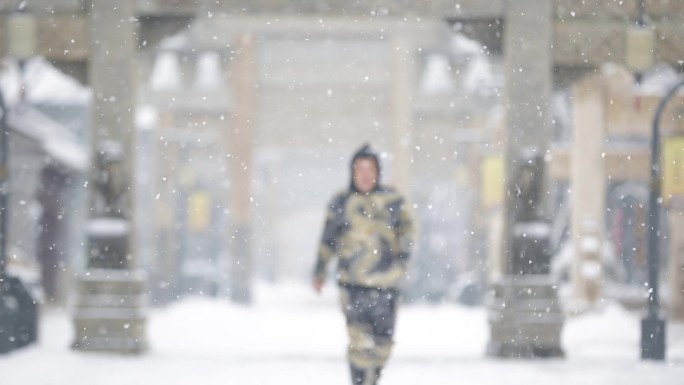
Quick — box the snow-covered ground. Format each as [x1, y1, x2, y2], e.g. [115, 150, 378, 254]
[1, 282, 683, 385]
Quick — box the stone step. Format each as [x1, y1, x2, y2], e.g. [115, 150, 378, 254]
[76, 269, 147, 297]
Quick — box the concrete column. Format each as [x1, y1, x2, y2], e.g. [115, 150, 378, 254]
[502, 0, 554, 270]
[669, 203, 684, 319]
[72, 0, 147, 353]
[487, 0, 562, 358]
[570, 74, 606, 306]
[390, 33, 415, 196]
[228, 34, 256, 304]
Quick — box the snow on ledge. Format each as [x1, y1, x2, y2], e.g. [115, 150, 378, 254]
[87, 217, 130, 238]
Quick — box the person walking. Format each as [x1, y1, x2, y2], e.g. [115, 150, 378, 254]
[313, 144, 414, 385]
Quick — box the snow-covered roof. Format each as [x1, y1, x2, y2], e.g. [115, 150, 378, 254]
[638, 62, 684, 95]
[450, 33, 483, 56]
[0, 56, 91, 106]
[193, 52, 224, 91]
[602, 62, 684, 96]
[159, 30, 194, 51]
[419, 33, 499, 96]
[419, 54, 455, 95]
[7, 104, 89, 172]
[150, 51, 182, 91]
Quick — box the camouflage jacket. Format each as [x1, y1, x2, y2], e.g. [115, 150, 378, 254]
[314, 187, 414, 289]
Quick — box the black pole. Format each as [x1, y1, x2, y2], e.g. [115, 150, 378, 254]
[641, 78, 684, 360]
[637, 0, 647, 27]
[0, 88, 7, 295]
[633, 0, 647, 85]
[0, 79, 13, 354]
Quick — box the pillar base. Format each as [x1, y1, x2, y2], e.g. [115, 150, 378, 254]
[72, 269, 147, 354]
[487, 275, 565, 358]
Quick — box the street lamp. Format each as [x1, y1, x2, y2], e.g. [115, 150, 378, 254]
[625, 0, 655, 84]
[641, 78, 684, 360]
[0, 7, 37, 354]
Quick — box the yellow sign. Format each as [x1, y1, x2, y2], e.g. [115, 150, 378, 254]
[481, 156, 504, 209]
[663, 137, 684, 202]
[188, 191, 211, 232]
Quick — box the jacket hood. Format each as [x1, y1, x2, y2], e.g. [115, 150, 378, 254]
[350, 143, 381, 192]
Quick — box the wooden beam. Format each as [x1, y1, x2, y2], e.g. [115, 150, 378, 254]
[555, 0, 684, 21]
[554, 20, 684, 68]
[550, 145, 651, 182]
[136, 0, 505, 19]
[5, 0, 680, 19]
[135, 0, 196, 17]
[5, 3, 684, 76]
[37, 15, 89, 61]
[20, 14, 684, 69]
[0, 0, 84, 14]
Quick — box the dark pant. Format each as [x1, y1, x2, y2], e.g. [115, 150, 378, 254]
[340, 285, 397, 385]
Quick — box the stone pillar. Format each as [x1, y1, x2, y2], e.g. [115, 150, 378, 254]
[500, 0, 554, 273]
[502, 0, 553, 196]
[570, 74, 606, 306]
[669, 202, 684, 319]
[390, 33, 415, 195]
[72, 0, 147, 353]
[228, 34, 256, 304]
[487, 0, 563, 358]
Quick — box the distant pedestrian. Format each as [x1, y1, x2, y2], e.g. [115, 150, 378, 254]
[313, 144, 414, 385]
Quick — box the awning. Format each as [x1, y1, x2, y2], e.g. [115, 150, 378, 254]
[6, 104, 89, 172]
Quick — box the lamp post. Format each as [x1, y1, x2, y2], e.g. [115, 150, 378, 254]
[1, 6, 36, 298]
[641, 78, 684, 360]
[0, 7, 37, 354]
[0, 82, 7, 301]
[623, 0, 670, 361]
[1, 7, 38, 252]
[0, 87, 11, 354]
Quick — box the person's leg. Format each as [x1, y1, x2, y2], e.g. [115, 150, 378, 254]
[369, 289, 398, 384]
[349, 363, 377, 385]
[341, 287, 377, 385]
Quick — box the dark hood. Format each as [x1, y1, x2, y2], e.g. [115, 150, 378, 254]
[350, 143, 381, 192]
